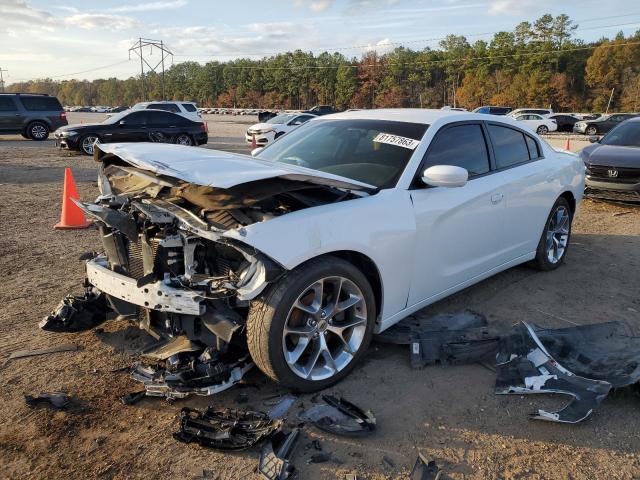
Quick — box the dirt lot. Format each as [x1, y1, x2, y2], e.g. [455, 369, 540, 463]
[0, 122, 639, 479]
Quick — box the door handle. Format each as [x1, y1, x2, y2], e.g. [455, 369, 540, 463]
[491, 193, 504, 204]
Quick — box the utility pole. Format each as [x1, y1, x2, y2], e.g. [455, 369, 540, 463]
[128, 38, 173, 101]
[0, 67, 8, 93]
[605, 87, 615, 114]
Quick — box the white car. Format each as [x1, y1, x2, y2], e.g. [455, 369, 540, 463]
[131, 101, 202, 123]
[44, 109, 584, 393]
[507, 108, 554, 118]
[513, 113, 558, 135]
[245, 113, 316, 145]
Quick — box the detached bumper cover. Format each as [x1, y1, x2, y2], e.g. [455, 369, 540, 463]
[86, 256, 205, 315]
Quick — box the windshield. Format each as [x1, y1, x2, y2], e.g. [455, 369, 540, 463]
[102, 110, 132, 124]
[256, 119, 428, 188]
[600, 122, 640, 146]
[266, 114, 296, 124]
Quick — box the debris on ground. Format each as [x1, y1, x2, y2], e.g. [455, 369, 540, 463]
[410, 453, 441, 480]
[308, 452, 332, 464]
[376, 310, 499, 368]
[258, 428, 300, 480]
[130, 349, 253, 400]
[300, 395, 375, 437]
[266, 394, 297, 420]
[39, 283, 111, 332]
[120, 390, 146, 406]
[174, 407, 282, 450]
[496, 321, 640, 423]
[2, 343, 80, 367]
[24, 392, 70, 409]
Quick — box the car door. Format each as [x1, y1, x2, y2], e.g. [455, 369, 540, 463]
[109, 111, 149, 143]
[0, 96, 20, 131]
[146, 111, 179, 142]
[485, 123, 556, 259]
[407, 121, 508, 306]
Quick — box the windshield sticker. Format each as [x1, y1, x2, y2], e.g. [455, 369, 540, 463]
[373, 133, 420, 150]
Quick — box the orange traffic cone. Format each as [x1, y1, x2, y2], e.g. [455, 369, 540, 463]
[54, 168, 92, 230]
[251, 134, 257, 149]
[564, 137, 571, 151]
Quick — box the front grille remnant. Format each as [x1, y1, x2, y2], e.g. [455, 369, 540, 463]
[127, 240, 145, 280]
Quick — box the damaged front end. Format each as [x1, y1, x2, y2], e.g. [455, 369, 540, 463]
[42, 144, 367, 398]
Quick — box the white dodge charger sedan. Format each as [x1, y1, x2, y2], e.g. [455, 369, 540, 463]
[44, 109, 585, 393]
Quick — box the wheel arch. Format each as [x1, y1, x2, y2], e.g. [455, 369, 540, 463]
[25, 119, 51, 132]
[290, 250, 383, 322]
[559, 190, 576, 214]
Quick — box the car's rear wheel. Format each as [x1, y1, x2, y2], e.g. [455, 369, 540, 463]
[536, 125, 549, 135]
[532, 197, 573, 271]
[174, 134, 193, 146]
[585, 126, 598, 136]
[28, 122, 49, 140]
[79, 134, 99, 155]
[247, 256, 376, 392]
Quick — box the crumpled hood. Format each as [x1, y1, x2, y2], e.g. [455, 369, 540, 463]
[581, 144, 640, 168]
[94, 143, 376, 192]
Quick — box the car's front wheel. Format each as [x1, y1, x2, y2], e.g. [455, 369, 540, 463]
[536, 125, 549, 135]
[79, 134, 99, 155]
[247, 256, 376, 391]
[585, 125, 598, 136]
[532, 197, 573, 271]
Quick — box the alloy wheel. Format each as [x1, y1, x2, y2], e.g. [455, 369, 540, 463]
[81, 135, 98, 155]
[545, 206, 570, 264]
[537, 125, 548, 135]
[282, 276, 367, 381]
[175, 134, 192, 146]
[30, 124, 47, 139]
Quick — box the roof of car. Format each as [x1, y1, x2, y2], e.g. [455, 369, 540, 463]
[321, 108, 471, 124]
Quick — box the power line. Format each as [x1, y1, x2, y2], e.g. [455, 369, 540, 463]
[129, 38, 173, 101]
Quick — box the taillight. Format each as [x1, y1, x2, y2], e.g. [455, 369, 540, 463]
[60, 112, 67, 121]
[201, 122, 208, 132]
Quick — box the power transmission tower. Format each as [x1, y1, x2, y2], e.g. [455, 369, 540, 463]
[128, 38, 173, 101]
[0, 68, 8, 93]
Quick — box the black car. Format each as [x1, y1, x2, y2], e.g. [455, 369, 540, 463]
[581, 117, 640, 202]
[54, 109, 208, 155]
[302, 105, 339, 116]
[0, 93, 67, 140]
[573, 113, 639, 135]
[473, 106, 513, 115]
[550, 114, 579, 132]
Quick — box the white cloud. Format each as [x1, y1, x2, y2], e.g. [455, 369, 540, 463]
[294, 0, 334, 12]
[64, 13, 139, 30]
[488, 0, 541, 15]
[365, 37, 394, 53]
[107, 0, 188, 13]
[0, 0, 54, 32]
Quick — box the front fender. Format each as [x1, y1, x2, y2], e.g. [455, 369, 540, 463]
[223, 189, 417, 321]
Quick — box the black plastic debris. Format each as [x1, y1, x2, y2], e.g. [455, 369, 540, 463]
[376, 310, 499, 368]
[258, 428, 300, 480]
[120, 390, 146, 406]
[174, 407, 282, 450]
[2, 343, 79, 368]
[308, 452, 332, 464]
[300, 395, 375, 437]
[266, 394, 296, 420]
[24, 392, 70, 409]
[410, 454, 441, 480]
[131, 350, 253, 400]
[40, 284, 111, 333]
[495, 321, 640, 423]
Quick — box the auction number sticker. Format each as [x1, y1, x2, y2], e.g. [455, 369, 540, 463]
[373, 133, 420, 150]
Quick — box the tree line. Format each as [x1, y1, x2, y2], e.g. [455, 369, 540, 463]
[7, 14, 640, 113]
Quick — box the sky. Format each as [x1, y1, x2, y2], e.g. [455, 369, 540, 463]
[2, 0, 640, 82]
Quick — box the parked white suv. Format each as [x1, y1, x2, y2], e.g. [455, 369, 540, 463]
[131, 101, 202, 123]
[507, 108, 554, 118]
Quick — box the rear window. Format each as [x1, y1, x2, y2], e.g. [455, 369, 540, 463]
[0, 97, 17, 111]
[182, 103, 197, 112]
[19, 96, 62, 111]
[488, 124, 531, 169]
[148, 103, 179, 113]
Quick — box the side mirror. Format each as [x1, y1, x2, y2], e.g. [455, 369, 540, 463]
[119, 120, 126, 126]
[422, 165, 468, 188]
[251, 147, 264, 157]
[588, 135, 599, 143]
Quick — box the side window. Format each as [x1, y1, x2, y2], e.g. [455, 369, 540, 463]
[525, 135, 540, 159]
[148, 111, 177, 125]
[488, 124, 531, 169]
[19, 96, 62, 111]
[291, 115, 313, 125]
[123, 111, 148, 125]
[148, 103, 179, 113]
[0, 97, 17, 111]
[181, 103, 197, 112]
[424, 124, 490, 177]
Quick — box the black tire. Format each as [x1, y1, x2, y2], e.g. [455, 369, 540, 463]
[174, 133, 193, 146]
[27, 121, 49, 141]
[531, 197, 573, 271]
[247, 256, 376, 392]
[536, 125, 548, 135]
[585, 125, 597, 136]
[78, 134, 99, 155]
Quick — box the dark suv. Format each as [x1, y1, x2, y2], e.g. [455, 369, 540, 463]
[0, 93, 67, 140]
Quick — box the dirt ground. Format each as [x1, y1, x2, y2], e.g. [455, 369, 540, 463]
[0, 123, 639, 480]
